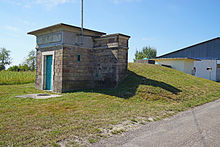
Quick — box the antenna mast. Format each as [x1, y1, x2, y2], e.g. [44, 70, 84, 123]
[81, 0, 83, 45]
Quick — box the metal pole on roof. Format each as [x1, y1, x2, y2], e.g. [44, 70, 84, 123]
[81, 0, 84, 45]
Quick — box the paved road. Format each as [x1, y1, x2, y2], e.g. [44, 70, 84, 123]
[93, 99, 220, 147]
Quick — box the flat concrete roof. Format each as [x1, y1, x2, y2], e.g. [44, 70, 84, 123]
[154, 57, 201, 61]
[101, 33, 131, 38]
[28, 23, 106, 36]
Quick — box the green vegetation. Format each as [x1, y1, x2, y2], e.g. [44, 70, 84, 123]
[6, 50, 36, 72]
[89, 138, 96, 143]
[1, 63, 220, 146]
[134, 46, 157, 61]
[0, 71, 35, 85]
[131, 118, 138, 123]
[7, 64, 33, 72]
[0, 48, 11, 70]
[23, 50, 36, 71]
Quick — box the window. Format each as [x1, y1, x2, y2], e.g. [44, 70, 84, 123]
[77, 54, 81, 62]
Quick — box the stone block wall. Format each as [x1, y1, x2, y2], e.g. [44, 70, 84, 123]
[117, 48, 128, 81]
[35, 50, 42, 90]
[60, 45, 128, 91]
[53, 49, 63, 93]
[35, 47, 63, 93]
[119, 37, 128, 47]
[63, 30, 94, 48]
[93, 48, 118, 88]
[61, 45, 94, 92]
[94, 36, 118, 48]
[94, 34, 129, 48]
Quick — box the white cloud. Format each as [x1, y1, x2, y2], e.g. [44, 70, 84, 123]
[5, 26, 19, 32]
[16, 18, 37, 28]
[3, 26, 22, 38]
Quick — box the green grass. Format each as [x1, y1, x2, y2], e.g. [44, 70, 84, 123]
[1, 63, 220, 146]
[0, 71, 35, 85]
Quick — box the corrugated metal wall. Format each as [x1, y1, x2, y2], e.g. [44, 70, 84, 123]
[160, 38, 220, 59]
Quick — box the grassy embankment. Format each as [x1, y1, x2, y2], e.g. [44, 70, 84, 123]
[1, 63, 220, 146]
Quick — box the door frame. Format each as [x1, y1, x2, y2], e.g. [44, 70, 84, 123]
[42, 51, 55, 91]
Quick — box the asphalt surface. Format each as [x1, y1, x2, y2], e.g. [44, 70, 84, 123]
[93, 99, 220, 147]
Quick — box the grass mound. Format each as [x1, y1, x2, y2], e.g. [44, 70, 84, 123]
[1, 63, 220, 146]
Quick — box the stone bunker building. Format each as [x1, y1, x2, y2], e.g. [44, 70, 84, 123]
[28, 23, 130, 93]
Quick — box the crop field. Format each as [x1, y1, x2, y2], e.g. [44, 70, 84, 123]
[0, 71, 35, 85]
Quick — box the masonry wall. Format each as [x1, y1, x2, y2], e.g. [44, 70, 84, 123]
[53, 49, 63, 93]
[35, 47, 63, 93]
[61, 46, 94, 92]
[35, 50, 42, 90]
[117, 48, 128, 81]
[63, 30, 94, 48]
[119, 37, 129, 47]
[93, 35, 129, 88]
[93, 48, 118, 88]
[36, 45, 128, 92]
[92, 48, 128, 88]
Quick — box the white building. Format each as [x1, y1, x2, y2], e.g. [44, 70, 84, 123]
[154, 58, 198, 75]
[156, 37, 220, 81]
[194, 60, 220, 81]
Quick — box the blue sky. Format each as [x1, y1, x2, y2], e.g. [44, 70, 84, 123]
[0, 0, 219, 65]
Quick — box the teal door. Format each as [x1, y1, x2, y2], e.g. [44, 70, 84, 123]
[46, 55, 53, 90]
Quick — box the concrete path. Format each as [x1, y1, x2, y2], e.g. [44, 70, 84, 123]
[93, 99, 220, 147]
[16, 94, 62, 99]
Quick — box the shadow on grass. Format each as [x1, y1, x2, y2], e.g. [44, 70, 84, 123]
[72, 70, 182, 99]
